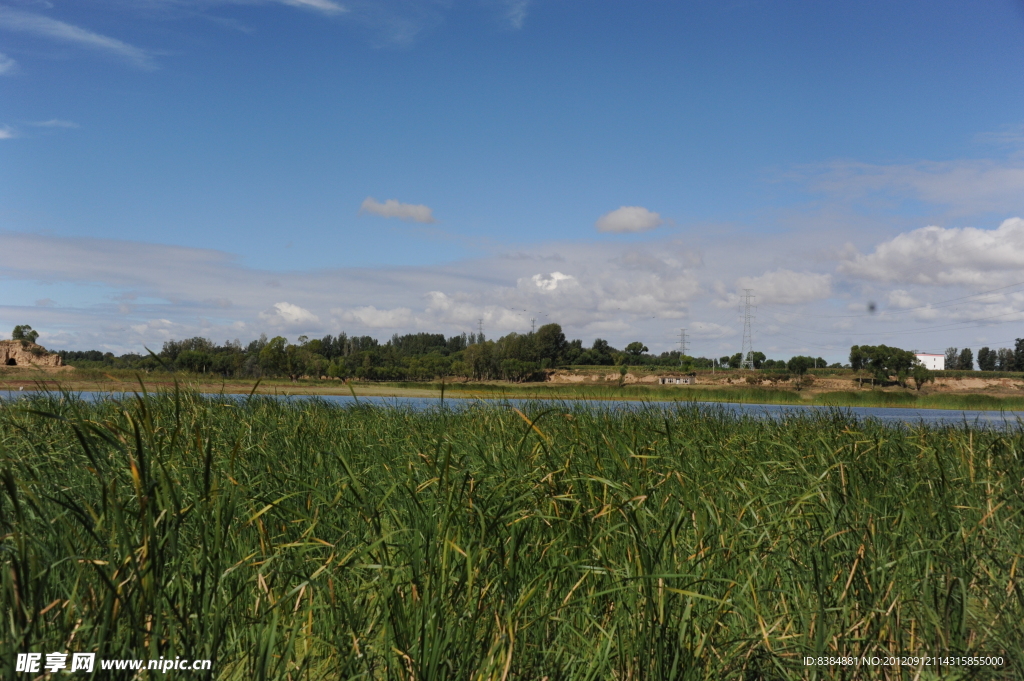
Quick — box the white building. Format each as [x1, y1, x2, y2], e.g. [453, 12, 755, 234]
[658, 376, 695, 385]
[915, 353, 944, 370]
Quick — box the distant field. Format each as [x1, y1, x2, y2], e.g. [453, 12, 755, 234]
[1, 391, 1021, 679]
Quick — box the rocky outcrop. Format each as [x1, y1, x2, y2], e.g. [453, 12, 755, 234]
[0, 340, 63, 368]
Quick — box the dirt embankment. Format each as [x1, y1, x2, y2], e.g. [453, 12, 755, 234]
[545, 368, 1024, 396]
[0, 340, 69, 370]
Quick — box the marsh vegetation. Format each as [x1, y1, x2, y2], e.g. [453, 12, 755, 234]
[1, 390, 1021, 679]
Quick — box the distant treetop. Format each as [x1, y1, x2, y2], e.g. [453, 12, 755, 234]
[11, 325, 39, 344]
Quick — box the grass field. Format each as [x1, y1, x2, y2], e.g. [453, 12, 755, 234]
[1, 388, 1022, 679]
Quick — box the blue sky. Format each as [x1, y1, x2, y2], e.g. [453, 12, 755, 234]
[3, 0, 1024, 361]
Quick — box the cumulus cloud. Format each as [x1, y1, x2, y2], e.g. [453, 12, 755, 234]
[0, 51, 15, 75]
[360, 197, 436, 223]
[595, 206, 664, 233]
[0, 7, 154, 69]
[734, 269, 832, 305]
[840, 217, 1024, 286]
[0, 230, 893, 358]
[259, 302, 319, 326]
[529, 271, 575, 292]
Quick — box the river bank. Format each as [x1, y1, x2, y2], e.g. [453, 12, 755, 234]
[4, 366, 1024, 411]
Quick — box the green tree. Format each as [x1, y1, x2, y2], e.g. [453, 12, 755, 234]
[258, 336, 288, 376]
[577, 339, 615, 366]
[729, 353, 743, 369]
[11, 325, 39, 344]
[787, 356, 813, 375]
[957, 347, 973, 371]
[561, 338, 583, 365]
[624, 341, 648, 359]
[853, 345, 917, 383]
[535, 324, 567, 364]
[175, 349, 212, 373]
[912, 364, 934, 391]
[977, 347, 995, 371]
[463, 341, 496, 379]
[751, 351, 766, 369]
[945, 347, 959, 370]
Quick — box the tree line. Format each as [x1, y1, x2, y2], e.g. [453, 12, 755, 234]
[32, 323, 1024, 383]
[49, 324, 827, 382]
[944, 343, 1024, 371]
[55, 325, 718, 381]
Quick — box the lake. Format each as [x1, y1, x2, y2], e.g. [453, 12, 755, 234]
[4, 390, 1023, 428]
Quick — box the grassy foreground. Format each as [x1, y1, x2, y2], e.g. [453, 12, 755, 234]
[1, 390, 1022, 679]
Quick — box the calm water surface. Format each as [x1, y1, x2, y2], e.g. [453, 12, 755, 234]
[4, 390, 1023, 428]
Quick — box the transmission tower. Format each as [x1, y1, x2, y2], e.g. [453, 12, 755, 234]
[531, 318, 536, 334]
[740, 289, 756, 369]
[678, 329, 688, 366]
[477, 318, 484, 341]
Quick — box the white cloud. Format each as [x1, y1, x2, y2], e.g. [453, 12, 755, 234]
[260, 301, 319, 326]
[130, 318, 176, 337]
[529, 271, 575, 292]
[14, 227, 1014, 359]
[595, 206, 664, 233]
[278, 0, 346, 14]
[735, 269, 832, 305]
[0, 7, 154, 69]
[28, 119, 78, 128]
[0, 51, 15, 74]
[840, 217, 1024, 286]
[886, 289, 920, 309]
[688, 322, 734, 339]
[334, 305, 413, 328]
[976, 124, 1024, 150]
[504, 0, 529, 28]
[0, 126, 13, 139]
[360, 196, 436, 223]
[803, 160, 1024, 216]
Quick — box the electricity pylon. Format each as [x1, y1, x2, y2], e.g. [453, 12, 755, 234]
[740, 289, 756, 369]
[678, 329, 688, 366]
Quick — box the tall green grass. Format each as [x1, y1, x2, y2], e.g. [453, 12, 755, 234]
[1, 389, 1021, 679]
